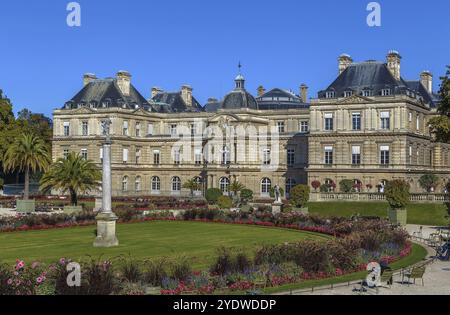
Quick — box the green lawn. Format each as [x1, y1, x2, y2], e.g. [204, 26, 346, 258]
[0, 221, 327, 269]
[309, 202, 450, 226]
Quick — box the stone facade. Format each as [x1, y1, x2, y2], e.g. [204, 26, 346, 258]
[52, 52, 450, 197]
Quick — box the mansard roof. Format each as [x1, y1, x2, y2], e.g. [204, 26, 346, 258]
[318, 61, 437, 107]
[64, 79, 151, 110]
[151, 92, 203, 113]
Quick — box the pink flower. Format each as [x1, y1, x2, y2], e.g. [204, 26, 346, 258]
[36, 277, 44, 284]
[7, 279, 13, 285]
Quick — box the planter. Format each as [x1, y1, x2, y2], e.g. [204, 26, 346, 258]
[64, 206, 83, 214]
[16, 200, 36, 213]
[388, 208, 407, 226]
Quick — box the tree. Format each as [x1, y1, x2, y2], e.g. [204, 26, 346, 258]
[429, 66, 450, 141]
[40, 153, 101, 206]
[385, 180, 410, 210]
[182, 178, 202, 197]
[217, 196, 233, 209]
[205, 188, 223, 205]
[339, 179, 354, 193]
[289, 185, 310, 208]
[419, 174, 440, 193]
[311, 181, 321, 192]
[230, 181, 246, 197]
[240, 189, 254, 204]
[3, 134, 51, 200]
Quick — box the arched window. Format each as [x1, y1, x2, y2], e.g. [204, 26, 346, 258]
[151, 176, 161, 192]
[219, 177, 230, 193]
[122, 176, 128, 192]
[261, 178, 272, 195]
[286, 178, 297, 195]
[135, 176, 142, 192]
[172, 177, 181, 192]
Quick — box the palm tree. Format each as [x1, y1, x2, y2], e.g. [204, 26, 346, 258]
[3, 134, 50, 200]
[40, 153, 101, 206]
[182, 178, 202, 197]
[230, 180, 246, 197]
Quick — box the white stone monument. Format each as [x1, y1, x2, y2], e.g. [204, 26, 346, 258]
[271, 185, 283, 215]
[94, 119, 119, 247]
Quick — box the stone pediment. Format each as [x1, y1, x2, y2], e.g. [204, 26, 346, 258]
[337, 94, 372, 104]
[208, 113, 269, 126]
[71, 107, 97, 115]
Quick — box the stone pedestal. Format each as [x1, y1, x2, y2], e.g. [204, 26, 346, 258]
[272, 202, 284, 215]
[94, 212, 119, 248]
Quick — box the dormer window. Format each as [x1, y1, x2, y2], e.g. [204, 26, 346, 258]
[89, 101, 97, 108]
[325, 91, 336, 99]
[381, 89, 391, 96]
[344, 91, 353, 98]
[362, 90, 372, 97]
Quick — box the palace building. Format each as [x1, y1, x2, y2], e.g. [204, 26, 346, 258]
[52, 51, 450, 197]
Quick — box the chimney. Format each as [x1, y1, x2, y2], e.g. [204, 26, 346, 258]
[338, 54, 353, 74]
[387, 50, 401, 80]
[420, 71, 433, 94]
[83, 73, 97, 86]
[151, 87, 163, 98]
[257, 85, 266, 97]
[181, 85, 193, 107]
[116, 71, 131, 96]
[207, 97, 218, 103]
[300, 84, 309, 103]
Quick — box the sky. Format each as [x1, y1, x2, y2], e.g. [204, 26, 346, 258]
[0, 0, 449, 117]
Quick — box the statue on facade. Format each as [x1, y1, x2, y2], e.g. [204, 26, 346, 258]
[101, 119, 112, 140]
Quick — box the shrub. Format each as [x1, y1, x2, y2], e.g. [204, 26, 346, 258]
[210, 247, 252, 276]
[289, 185, 310, 208]
[143, 258, 168, 287]
[83, 259, 118, 295]
[385, 180, 410, 209]
[419, 174, 440, 193]
[311, 181, 321, 192]
[205, 188, 223, 205]
[217, 196, 233, 209]
[119, 256, 142, 283]
[170, 257, 192, 281]
[339, 180, 354, 193]
[240, 189, 254, 204]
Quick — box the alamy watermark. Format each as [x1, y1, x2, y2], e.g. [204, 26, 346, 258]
[66, 2, 81, 27]
[367, 2, 381, 27]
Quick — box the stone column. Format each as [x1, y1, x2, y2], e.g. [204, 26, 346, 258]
[94, 120, 119, 248]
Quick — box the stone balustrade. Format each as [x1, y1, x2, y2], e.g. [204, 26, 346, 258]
[310, 192, 449, 203]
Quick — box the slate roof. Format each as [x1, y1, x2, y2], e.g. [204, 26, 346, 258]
[318, 61, 437, 107]
[151, 92, 204, 113]
[222, 90, 259, 110]
[204, 98, 222, 112]
[256, 88, 309, 110]
[64, 79, 151, 110]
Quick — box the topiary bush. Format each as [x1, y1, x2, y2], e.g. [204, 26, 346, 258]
[385, 180, 410, 209]
[339, 179, 354, 193]
[289, 185, 310, 208]
[217, 196, 233, 209]
[205, 188, 223, 205]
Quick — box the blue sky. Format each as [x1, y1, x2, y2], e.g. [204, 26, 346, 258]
[0, 0, 449, 116]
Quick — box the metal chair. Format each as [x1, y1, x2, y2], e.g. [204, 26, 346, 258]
[402, 266, 426, 286]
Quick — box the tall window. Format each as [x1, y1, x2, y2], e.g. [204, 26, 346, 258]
[153, 150, 161, 165]
[172, 177, 181, 192]
[63, 149, 70, 159]
[195, 149, 203, 165]
[286, 178, 296, 195]
[263, 149, 271, 165]
[287, 149, 295, 166]
[277, 121, 285, 133]
[174, 149, 181, 165]
[81, 149, 88, 160]
[261, 178, 272, 195]
[122, 176, 128, 192]
[123, 121, 129, 136]
[190, 123, 196, 136]
[99, 148, 103, 162]
[82, 121, 89, 136]
[63, 122, 70, 136]
[416, 116, 420, 131]
[170, 124, 178, 137]
[151, 176, 161, 192]
[135, 122, 141, 137]
[380, 146, 390, 165]
[324, 113, 334, 131]
[380, 112, 390, 130]
[135, 148, 141, 164]
[135, 176, 142, 192]
[352, 113, 361, 131]
[219, 177, 230, 194]
[122, 148, 129, 164]
[352, 146, 361, 165]
[324, 146, 333, 165]
[222, 146, 231, 165]
[300, 121, 309, 133]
